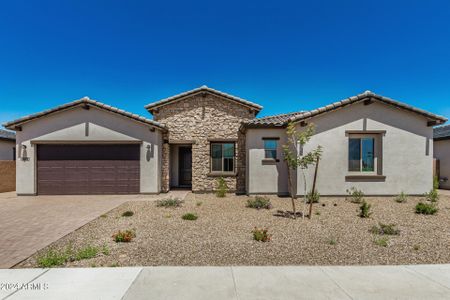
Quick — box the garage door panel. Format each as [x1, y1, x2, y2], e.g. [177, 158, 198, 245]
[37, 145, 140, 195]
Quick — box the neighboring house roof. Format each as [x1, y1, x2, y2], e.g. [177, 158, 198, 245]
[145, 85, 263, 113]
[0, 129, 15, 141]
[3, 97, 166, 131]
[243, 90, 447, 128]
[434, 125, 450, 140]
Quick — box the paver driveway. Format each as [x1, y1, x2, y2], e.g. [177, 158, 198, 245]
[0, 191, 187, 269]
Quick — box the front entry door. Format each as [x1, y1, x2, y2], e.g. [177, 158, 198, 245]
[178, 147, 192, 187]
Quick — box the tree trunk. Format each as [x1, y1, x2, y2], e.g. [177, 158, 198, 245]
[287, 168, 296, 219]
[308, 157, 320, 219]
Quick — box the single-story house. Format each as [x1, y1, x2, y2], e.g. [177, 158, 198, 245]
[434, 125, 450, 189]
[3, 86, 447, 196]
[0, 129, 16, 161]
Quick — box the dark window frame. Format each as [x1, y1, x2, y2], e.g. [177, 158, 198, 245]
[210, 142, 236, 173]
[348, 137, 376, 173]
[263, 138, 278, 159]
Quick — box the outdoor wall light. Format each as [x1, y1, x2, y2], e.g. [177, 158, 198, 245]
[21, 144, 29, 161]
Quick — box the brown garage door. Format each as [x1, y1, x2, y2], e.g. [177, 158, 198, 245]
[37, 144, 140, 195]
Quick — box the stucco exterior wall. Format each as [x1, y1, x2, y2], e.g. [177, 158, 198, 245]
[14, 106, 162, 195]
[0, 140, 15, 160]
[246, 128, 290, 195]
[152, 93, 256, 193]
[296, 101, 434, 195]
[434, 139, 450, 189]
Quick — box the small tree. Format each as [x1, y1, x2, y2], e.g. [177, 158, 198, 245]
[283, 122, 322, 219]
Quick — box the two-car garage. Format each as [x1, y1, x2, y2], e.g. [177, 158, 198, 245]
[37, 144, 141, 195]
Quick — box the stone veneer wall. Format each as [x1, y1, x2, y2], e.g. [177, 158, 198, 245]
[152, 93, 256, 193]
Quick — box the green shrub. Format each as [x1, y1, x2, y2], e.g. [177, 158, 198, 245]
[433, 175, 440, 190]
[75, 245, 98, 261]
[182, 213, 198, 220]
[424, 189, 439, 203]
[370, 223, 400, 235]
[196, 201, 203, 207]
[359, 201, 372, 218]
[121, 210, 134, 217]
[413, 245, 420, 251]
[327, 238, 337, 245]
[346, 187, 364, 204]
[374, 237, 389, 247]
[394, 192, 408, 203]
[306, 190, 320, 204]
[252, 227, 271, 242]
[246, 196, 273, 209]
[113, 229, 136, 243]
[415, 202, 438, 215]
[101, 244, 110, 255]
[216, 177, 228, 197]
[37, 249, 69, 267]
[156, 197, 184, 207]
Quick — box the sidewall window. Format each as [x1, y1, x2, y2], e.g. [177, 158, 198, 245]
[264, 139, 278, 159]
[348, 135, 377, 173]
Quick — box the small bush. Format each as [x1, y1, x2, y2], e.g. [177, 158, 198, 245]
[346, 187, 364, 204]
[37, 249, 69, 268]
[413, 245, 420, 251]
[370, 223, 400, 235]
[306, 190, 320, 204]
[252, 227, 271, 242]
[100, 214, 107, 218]
[182, 213, 198, 220]
[75, 245, 98, 261]
[156, 198, 184, 207]
[415, 202, 438, 215]
[196, 201, 203, 207]
[315, 211, 321, 216]
[216, 177, 228, 197]
[101, 244, 110, 255]
[433, 175, 440, 190]
[374, 237, 389, 247]
[246, 196, 273, 210]
[121, 211, 134, 217]
[394, 192, 408, 203]
[327, 238, 337, 245]
[424, 189, 439, 203]
[113, 229, 136, 243]
[359, 201, 372, 218]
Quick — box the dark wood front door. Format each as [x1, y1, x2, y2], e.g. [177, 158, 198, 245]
[178, 147, 192, 187]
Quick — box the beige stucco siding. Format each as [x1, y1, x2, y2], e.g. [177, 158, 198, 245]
[246, 129, 290, 194]
[15, 106, 162, 195]
[296, 101, 433, 195]
[434, 140, 450, 189]
[0, 140, 15, 160]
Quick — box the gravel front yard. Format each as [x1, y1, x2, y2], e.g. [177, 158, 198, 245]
[17, 193, 450, 268]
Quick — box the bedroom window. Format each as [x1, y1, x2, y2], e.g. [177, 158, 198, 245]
[349, 137, 375, 172]
[264, 139, 278, 159]
[211, 142, 235, 173]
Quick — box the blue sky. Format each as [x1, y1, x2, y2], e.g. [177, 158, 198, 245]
[1, 0, 450, 126]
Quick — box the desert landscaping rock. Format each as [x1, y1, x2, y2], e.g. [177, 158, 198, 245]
[17, 193, 450, 268]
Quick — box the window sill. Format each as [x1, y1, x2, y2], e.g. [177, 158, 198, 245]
[262, 158, 280, 164]
[207, 172, 237, 177]
[345, 175, 386, 182]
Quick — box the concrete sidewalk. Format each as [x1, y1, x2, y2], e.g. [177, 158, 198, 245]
[1, 265, 450, 299]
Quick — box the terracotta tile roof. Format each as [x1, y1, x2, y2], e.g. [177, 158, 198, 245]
[434, 125, 450, 140]
[243, 91, 447, 128]
[244, 111, 305, 127]
[3, 97, 166, 131]
[145, 85, 263, 112]
[0, 129, 15, 141]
